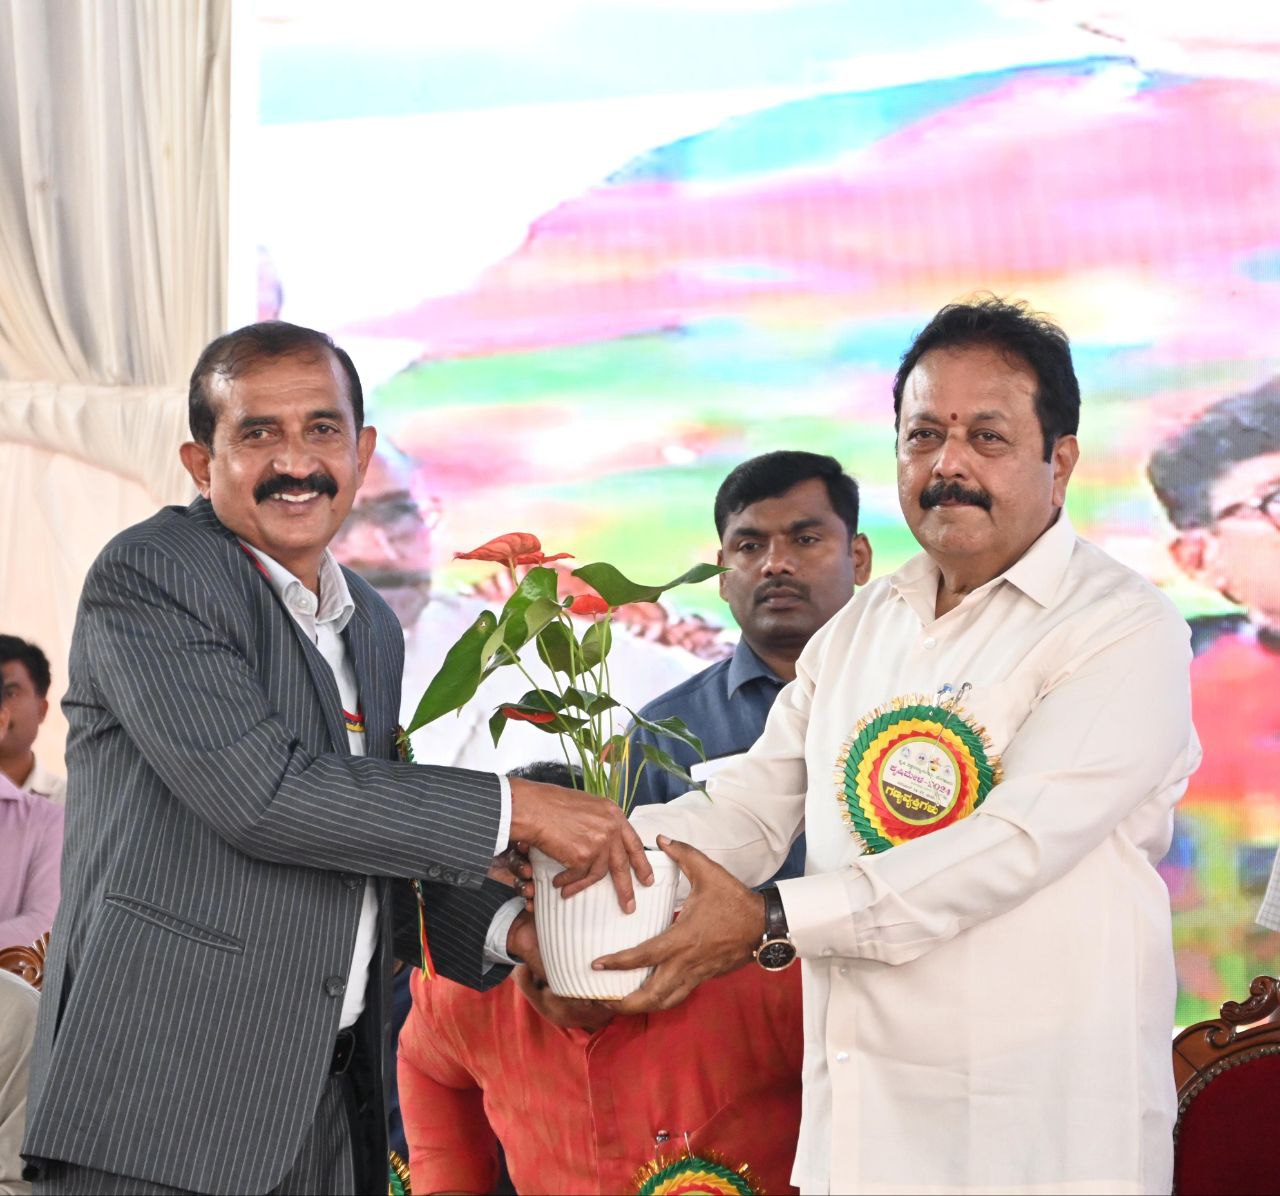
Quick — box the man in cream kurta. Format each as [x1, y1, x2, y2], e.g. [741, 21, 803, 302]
[607, 300, 1200, 1194]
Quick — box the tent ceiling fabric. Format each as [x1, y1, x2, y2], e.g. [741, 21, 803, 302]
[0, 0, 229, 500]
[0, 0, 229, 771]
[0, 0, 230, 390]
[0, 379, 192, 505]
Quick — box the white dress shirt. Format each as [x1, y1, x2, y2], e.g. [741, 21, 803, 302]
[243, 543, 516, 1010]
[633, 514, 1200, 1194]
[243, 544, 378, 1028]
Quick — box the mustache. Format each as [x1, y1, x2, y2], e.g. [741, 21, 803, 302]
[919, 480, 993, 512]
[754, 579, 810, 605]
[254, 472, 339, 504]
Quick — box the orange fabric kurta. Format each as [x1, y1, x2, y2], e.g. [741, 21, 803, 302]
[398, 963, 803, 1195]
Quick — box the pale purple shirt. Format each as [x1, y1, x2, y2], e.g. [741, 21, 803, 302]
[0, 771, 63, 947]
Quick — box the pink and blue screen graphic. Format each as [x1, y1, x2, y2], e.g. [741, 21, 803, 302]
[251, 0, 1280, 1023]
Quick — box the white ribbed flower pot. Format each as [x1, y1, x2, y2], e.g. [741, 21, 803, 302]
[530, 846, 680, 999]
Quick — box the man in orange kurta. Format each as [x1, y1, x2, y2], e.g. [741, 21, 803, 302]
[398, 961, 802, 1194]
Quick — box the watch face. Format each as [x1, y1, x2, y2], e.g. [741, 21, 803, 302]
[756, 938, 798, 971]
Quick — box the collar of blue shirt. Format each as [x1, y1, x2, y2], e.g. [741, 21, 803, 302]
[727, 637, 785, 699]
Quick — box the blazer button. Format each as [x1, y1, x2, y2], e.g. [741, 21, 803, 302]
[324, 976, 347, 998]
[341, 874, 361, 890]
[425, 865, 443, 880]
[441, 869, 457, 884]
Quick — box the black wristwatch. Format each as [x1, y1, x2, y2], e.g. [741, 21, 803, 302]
[755, 886, 797, 972]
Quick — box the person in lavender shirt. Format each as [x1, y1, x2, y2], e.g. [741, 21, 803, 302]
[0, 682, 62, 949]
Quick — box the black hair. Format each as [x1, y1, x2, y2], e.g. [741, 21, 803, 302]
[1147, 380, 1280, 531]
[891, 297, 1080, 462]
[0, 635, 52, 698]
[187, 321, 363, 449]
[713, 451, 859, 539]
[507, 760, 585, 789]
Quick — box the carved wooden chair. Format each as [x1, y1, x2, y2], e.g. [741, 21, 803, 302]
[1172, 975, 1280, 1194]
[0, 930, 50, 991]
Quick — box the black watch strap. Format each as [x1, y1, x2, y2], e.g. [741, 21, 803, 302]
[761, 885, 789, 940]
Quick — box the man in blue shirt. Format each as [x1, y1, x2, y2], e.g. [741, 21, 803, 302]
[627, 451, 871, 880]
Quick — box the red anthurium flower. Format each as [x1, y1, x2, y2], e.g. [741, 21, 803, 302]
[455, 532, 573, 568]
[568, 592, 610, 616]
[499, 706, 556, 724]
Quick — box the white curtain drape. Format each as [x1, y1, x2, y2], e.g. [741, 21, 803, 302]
[0, 0, 230, 771]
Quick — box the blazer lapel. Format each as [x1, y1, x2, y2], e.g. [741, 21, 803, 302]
[186, 497, 359, 755]
[288, 627, 350, 755]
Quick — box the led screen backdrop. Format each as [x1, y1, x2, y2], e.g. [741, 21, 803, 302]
[244, 0, 1280, 1022]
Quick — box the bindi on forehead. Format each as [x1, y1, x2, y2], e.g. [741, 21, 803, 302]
[950, 412, 958, 421]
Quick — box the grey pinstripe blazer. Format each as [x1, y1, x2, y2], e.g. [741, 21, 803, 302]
[21, 498, 518, 1193]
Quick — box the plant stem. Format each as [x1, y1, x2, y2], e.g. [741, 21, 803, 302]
[509, 651, 588, 786]
[595, 637, 619, 804]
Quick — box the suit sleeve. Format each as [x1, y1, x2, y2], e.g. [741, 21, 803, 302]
[80, 539, 503, 886]
[416, 879, 516, 990]
[398, 976, 500, 1195]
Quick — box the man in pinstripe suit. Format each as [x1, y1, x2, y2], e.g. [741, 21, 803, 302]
[21, 322, 650, 1195]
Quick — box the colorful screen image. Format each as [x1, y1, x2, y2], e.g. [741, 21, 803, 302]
[245, 0, 1280, 1023]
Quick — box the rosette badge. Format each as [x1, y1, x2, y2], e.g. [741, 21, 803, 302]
[835, 684, 1001, 855]
[634, 1152, 761, 1196]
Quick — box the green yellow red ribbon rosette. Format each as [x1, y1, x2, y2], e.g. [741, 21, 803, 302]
[835, 693, 1001, 855]
[633, 1150, 761, 1195]
[387, 1150, 411, 1196]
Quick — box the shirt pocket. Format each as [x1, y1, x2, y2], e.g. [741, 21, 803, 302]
[950, 677, 1039, 762]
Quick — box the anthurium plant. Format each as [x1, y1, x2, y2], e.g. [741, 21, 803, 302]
[405, 533, 726, 810]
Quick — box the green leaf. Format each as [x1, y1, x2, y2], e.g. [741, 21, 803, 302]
[407, 610, 497, 731]
[512, 688, 564, 714]
[571, 723, 602, 756]
[499, 566, 559, 623]
[536, 620, 580, 676]
[521, 596, 563, 640]
[581, 618, 612, 670]
[504, 611, 529, 650]
[494, 565, 560, 640]
[571, 561, 727, 607]
[478, 643, 518, 681]
[480, 617, 514, 669]
[638, 741, 697, 787]
[561, 687, 618, 717]
[627, 710, 706, 760]
[495, 700, 588, 736]
[488, 709, 507, 748]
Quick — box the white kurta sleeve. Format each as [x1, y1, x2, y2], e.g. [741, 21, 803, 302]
[630, 635, 815, 892]
[780, 601, 1199, 965]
